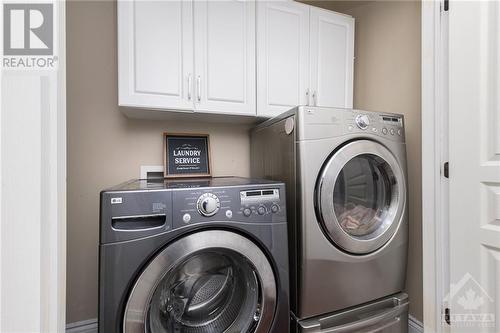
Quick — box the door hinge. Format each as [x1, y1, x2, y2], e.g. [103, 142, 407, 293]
[444, 0, 449, 11]
[444, 307, 451, 325]
[444, 162, 449, 178]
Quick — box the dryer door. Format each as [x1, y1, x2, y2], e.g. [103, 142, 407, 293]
[316, 140, 406, 254]
[123, 230, 276, 333]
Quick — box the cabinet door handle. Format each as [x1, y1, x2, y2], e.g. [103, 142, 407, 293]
[187, 74, 192, 101]
[306, 89, 310, 106]
[196, 76, 201, 102]
[312, 91, 317, 106]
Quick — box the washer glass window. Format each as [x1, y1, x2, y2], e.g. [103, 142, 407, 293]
[123, 230, 276, 333]
[332, 154, 394, 238]
[147, 250, 261, 333]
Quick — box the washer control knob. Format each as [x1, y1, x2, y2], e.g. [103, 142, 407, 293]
[225, 210, 233, 219]
[257, 206, 266, 215]
[382, 127, 388, 135]
[182, 213, 191, 223]
[271, 204, 280, 213]
[197, 193, 220, 217]
[243, 208, 252, 217]
[355, 114, 370, 130]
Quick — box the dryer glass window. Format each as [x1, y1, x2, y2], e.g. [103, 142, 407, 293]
[146, 250, 261, 333]
[333, 154, 394, 238]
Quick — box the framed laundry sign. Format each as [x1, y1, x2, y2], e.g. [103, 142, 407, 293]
[163, 133, 212, 178]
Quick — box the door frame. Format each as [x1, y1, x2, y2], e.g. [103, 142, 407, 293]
[0, 1, 66, 331]
[421, 1, 449, 332]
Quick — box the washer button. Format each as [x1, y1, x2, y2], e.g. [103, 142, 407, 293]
[382, 128, 388, 135]
[372, 127, 378, 133]
[271, 204, 280, 213]
[390, 128, 395, 135]
[348, 125, 354, 131]
[397, 129, 402, 136]
[243, 208, 252, 217]
[257, 206, 266, 215]
[182, 213, 191, 223]
[225, 210, 233, 219]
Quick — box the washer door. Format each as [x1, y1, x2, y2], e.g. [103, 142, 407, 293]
[316, 140, 406, 254]
[123, 230, 276, 333]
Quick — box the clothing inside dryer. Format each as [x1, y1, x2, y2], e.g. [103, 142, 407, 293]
[333, 153, 394, 238]
[147, 250, 261, 333]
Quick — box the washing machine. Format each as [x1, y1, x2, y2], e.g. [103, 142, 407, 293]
[251, 106, 409, 332]
[98, 177, 289, 333]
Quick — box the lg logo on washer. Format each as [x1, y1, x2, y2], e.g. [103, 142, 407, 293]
[2, 3, 58, 69]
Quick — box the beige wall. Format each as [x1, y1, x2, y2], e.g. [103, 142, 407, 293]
[66, 1, 251, 323]
[306, 0, 423, 321]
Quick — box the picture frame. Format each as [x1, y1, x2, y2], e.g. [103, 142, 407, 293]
[163, 133, 212, 178]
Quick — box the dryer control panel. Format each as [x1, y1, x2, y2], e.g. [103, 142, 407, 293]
[346, 111, 405, 142]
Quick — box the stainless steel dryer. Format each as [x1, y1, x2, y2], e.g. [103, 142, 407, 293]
[99, 177, 289, 333]
[251, 106, 409, 332]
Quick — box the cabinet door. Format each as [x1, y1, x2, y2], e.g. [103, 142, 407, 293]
[257, 1, 310, 118]
[118, 0, 194, 111]
[310, 8, 354, 108]
[193, 0, 256, 115]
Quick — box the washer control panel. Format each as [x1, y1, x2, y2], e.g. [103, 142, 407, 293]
[240, 189, 281, 217]
[172, 183, 286, 228]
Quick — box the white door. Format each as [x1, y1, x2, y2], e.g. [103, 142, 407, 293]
[448, 1, 500, 331]
[118, 0, 194, 111]
[194, 0, 256, 116]
[256, 1, 309, 118]
[309, 7, 354, 108]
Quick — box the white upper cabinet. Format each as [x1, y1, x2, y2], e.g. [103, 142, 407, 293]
[310, 7, 354, 108]
[118, 0, 194, 111]
[257, 1, 310, 118]
[117, 0, 354, 119]
[194, 0, 256, 115]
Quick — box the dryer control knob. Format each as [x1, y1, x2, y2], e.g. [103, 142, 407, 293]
[355, 114, 370, 130]
[197, 193, 220, 217]
[271, 204, 280, 213]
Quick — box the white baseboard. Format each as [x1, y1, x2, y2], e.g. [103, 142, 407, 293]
[67, 315, 423, 333]
[409, 314, 424, 333]
[66, 319, 97, 333]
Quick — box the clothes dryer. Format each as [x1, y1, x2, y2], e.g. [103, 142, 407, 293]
[251, 106, 409, 331]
